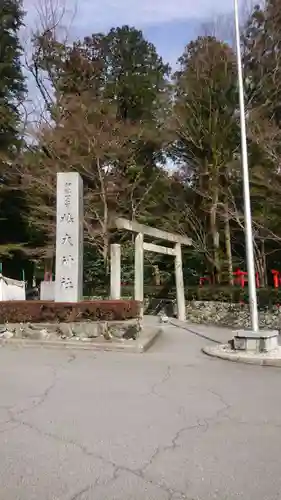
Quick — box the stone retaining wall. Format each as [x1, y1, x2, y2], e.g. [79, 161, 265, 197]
[0, 318, 141, 342]
[185, 301, 281, 330]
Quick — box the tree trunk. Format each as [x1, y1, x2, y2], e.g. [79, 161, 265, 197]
[224, 201, 233, 285]
[255, 240, 267, 287]
[261, 239, 267, 286]
[153, 265, 161, 286]
[210, 187, 220, 283]
[97, 157, 110, 280]
[254, 245, 263, 287]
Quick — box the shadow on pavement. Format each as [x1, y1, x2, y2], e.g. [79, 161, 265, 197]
[169, 320, 223, 345]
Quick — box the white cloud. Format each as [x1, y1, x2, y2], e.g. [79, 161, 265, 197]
[24, 0, 247, 32]
[75, 0, 231, 26]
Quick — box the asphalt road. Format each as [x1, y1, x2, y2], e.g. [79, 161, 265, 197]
[1, 320, 281, 500]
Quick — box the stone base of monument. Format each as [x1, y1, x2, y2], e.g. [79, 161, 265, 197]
[0, 299, 163, 352]
[40, 281, 55, 301]
[202, 329, 281, 366]
[0, 319, 162, 353]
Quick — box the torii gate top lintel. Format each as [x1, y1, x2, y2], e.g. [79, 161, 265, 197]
[114, 217, 192, 247]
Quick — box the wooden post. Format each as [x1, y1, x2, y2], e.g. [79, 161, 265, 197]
[174, 243, 186, 321]
[135, 233, 144, 318]
[110, 244, 121, 299]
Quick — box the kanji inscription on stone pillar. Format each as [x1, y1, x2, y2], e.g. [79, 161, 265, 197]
[55, 172, 83, 302]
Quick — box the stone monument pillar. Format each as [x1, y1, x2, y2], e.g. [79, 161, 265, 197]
[55, 172, 83, 302]
[134, 233, 144, 317]
[174, 243, 186, 321]
[110, 244, 121, 300]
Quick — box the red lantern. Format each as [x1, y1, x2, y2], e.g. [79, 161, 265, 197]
[271, 270, 280, 289]
[233, 269, 248, 288]
[199, 276, 210, 287]
[233, 269, 260, 288]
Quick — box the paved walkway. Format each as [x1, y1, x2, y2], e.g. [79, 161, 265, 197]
[1, 319, 281, 500]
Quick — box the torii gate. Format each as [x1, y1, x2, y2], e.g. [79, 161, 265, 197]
[110, 218, 192, 321]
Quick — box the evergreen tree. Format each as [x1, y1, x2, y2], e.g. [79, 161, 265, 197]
[172, 36, 239, 282]
[0, 0, 27, 261]
[0, 0, 25, 158]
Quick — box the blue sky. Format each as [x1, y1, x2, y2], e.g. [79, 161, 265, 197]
[23, 0, 246, 68]
[143, 19, 202, 67]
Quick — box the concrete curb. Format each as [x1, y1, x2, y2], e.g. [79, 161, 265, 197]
[0, 328, 162, 354]
[202, 344, 281, 367]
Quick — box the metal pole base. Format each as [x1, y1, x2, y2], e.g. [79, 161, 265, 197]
[232, 330, 278, 352]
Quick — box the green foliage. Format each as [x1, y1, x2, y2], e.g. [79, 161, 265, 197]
[3, 6, 281, 287]
[60, 26, 170, 121]
[172, 36, 239, 168]
[185, 286, 281, 308]
[96, 25, 170, 122]
[0, 0, 25, 154]
[243, 0, 281, 122]
[0, 0, 28, 261]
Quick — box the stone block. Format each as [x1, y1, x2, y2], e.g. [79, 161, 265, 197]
[0, 330, 14, 339]
[58, 322, 106, 339]
[233, 335, 258, 351]
[4, 323, 21, 338]
[260, 333, 278, 352]
[40, 281, 55, 300]
[21, 324, 50, 340]
[246, 338, 260, 351]
[108, 322, 140, 340]
[233, 329, 278, 352]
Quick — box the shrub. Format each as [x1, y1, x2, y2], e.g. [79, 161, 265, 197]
[82, 284, 281, 309]
[185, 286, 281, 308]
[0, 300, 140, 323]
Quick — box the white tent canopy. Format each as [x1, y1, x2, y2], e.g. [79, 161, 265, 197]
[0, 274, 26, 301]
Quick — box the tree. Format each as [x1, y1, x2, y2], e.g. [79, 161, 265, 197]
[32, 25, 170, 117]
[24, 24, 173, 267]
[243, 0, 281, 122]
[241, 0, 281, 282]
[171, 36, 240, 283]
[243, 0, 281, 170]
[31, 24, 171, 182]
[0, 0, 25, 157]
[23, 94, 130, 253]
[0, 0, 27, 261]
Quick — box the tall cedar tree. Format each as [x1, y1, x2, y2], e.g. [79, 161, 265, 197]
[172, 36, 239, 283]
[32, 26, 171, 200]
[0, 0, 27, 260]
[0, 0, 25, 155]
[242, 0, 281, 277]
